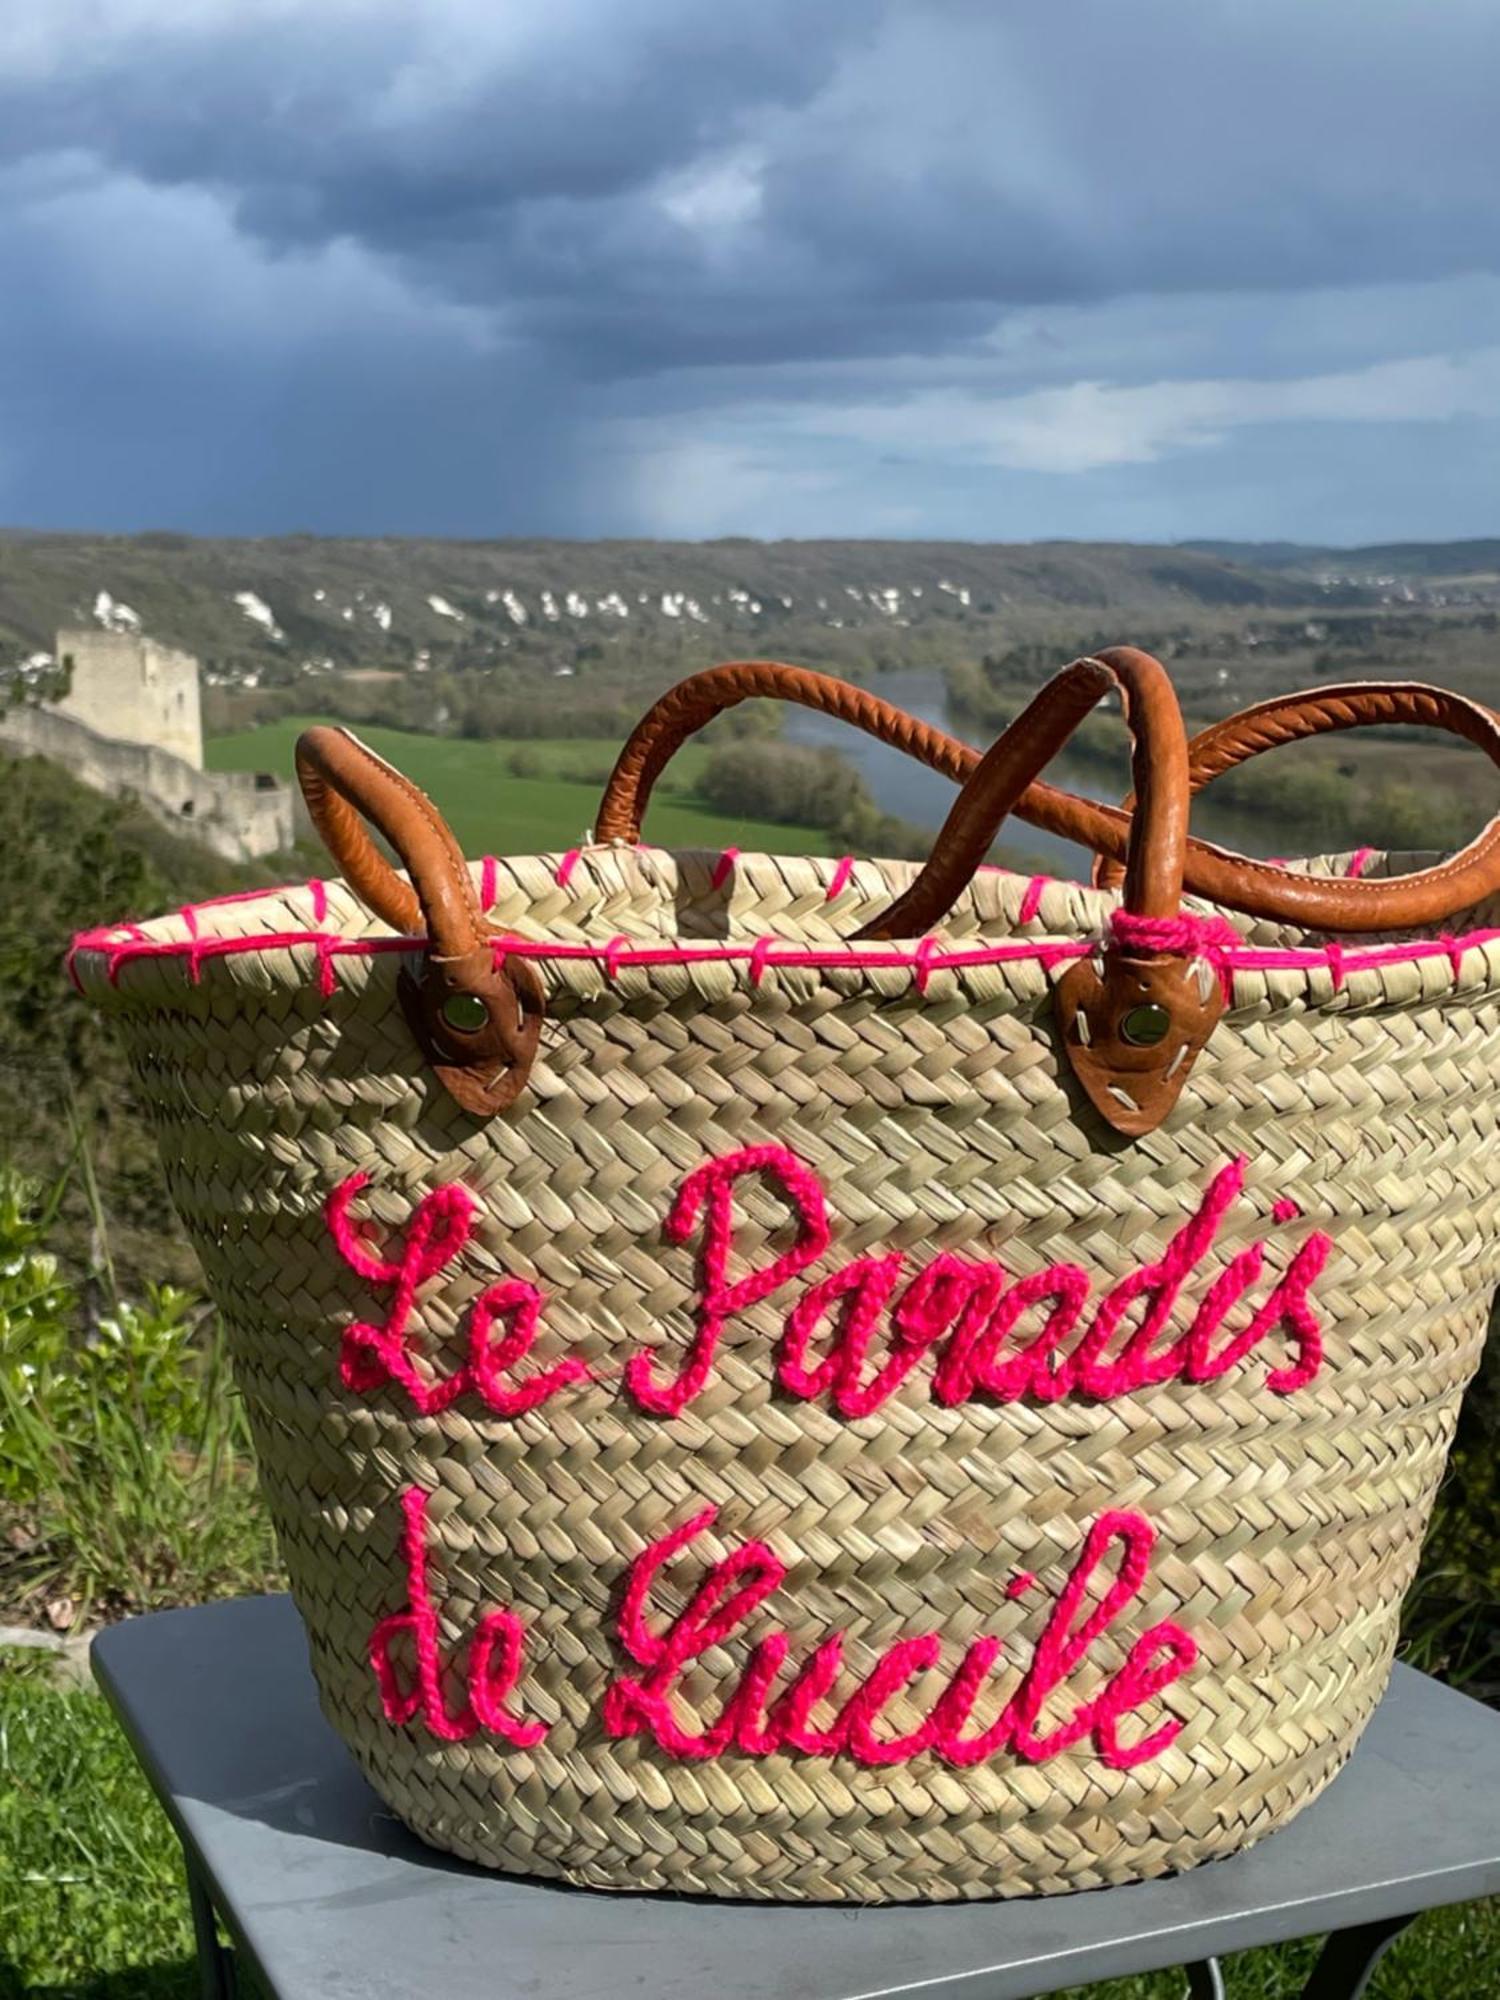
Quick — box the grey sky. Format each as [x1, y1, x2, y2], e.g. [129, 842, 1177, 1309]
[1, 1, 1496, 540]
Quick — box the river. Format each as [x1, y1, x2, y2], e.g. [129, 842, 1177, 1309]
[781, 669, 1278, 878]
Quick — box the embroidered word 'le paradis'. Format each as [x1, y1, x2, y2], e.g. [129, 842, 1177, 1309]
[328, 1146, 1332, 1422]
[372, 1489, 1197, 1773]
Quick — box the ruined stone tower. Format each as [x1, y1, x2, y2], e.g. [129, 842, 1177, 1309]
[0, 627, 296, 862]
[55, 629, 204, 769]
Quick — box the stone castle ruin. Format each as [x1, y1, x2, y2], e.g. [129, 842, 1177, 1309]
[0, 628, 295, 861]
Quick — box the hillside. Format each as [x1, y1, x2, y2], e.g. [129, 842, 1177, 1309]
[1182, 538, 1500, 585]
[0, 747, 271, 1287]
[0, 530, 1433, 699]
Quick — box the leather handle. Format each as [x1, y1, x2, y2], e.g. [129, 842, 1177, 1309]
[296, 727, 542, 1116]
[865, 648, 1186, 939]
[858, 648, 1214, 1138]
[1090, 682, 1500, 928]
[595, 660, 977, 843]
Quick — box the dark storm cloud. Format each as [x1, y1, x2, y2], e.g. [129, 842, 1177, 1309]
[7, 2, 1500, 370]
[0, 1, 1496, 536]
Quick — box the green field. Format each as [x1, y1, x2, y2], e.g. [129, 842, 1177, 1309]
[206, 717, 830, 861]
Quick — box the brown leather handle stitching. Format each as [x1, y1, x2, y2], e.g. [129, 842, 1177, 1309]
[295, 727, 541, 1117]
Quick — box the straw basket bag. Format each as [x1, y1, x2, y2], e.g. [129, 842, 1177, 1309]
[73, 647, 1500, 1904]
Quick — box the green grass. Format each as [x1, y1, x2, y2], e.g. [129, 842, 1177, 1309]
[207, 716, 833, 860]
[0, 1664, 1494, 1997]
[0, 1662, 199, 1998]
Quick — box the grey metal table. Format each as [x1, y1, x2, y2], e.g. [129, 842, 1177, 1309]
[92, 1596, 1500, 2000]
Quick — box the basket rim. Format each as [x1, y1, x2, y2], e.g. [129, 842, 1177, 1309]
[66, 852, 1500, 1003]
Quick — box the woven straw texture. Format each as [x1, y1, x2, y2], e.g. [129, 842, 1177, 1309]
[74, 845, 1500, 1902]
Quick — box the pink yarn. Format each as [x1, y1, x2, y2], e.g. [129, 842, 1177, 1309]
[944, 1264, 1093, 1406]
[1093, 1623, 1200, 1769]
[766, 1635, 847, 1756]
[467, 1277, 591, 1416]
[1109, 911, 1241, 957]
[328, 1151, 1327, 1423]
[480, 856, 500, 908]
[370, 1486, 547, 1746]
[600, 1505, 1196, 1773]
[328, 1173, 587, 1416]
[826, 855, 856, 900]
[1019, 875, 1049, 925]
[602, 1501, 787, 1759]
[180, 903, 203, 985]
[748, 935, 776, 988]
[913, 935, 941, 994]
[68, 913, 1500, 999]
[711, 847, 740, 891]
[840, 1635, 946, 1766]
[624, 1145, 831, 1416]
[1183, 1229, 1331, 1393]
[1346, 846, 1376, 879]
[777, 1254, 908, 1413]
[554, 850, 581, 890]
[1063, 1157, 1248, 1398]
[308, 878, 328, 923]
[1272, 1197, 1302, 1224]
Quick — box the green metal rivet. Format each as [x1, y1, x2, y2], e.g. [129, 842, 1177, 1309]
[1120, 1001, 1171, 1047]
[441, 991, 490, 1034]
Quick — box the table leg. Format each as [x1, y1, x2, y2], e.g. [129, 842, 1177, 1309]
[185, 1853, 236, 2000]
[1297, 1914, 1414, 2000]
[1184, 1959, 1226, 1999]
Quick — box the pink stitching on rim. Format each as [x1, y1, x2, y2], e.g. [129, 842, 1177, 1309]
[1346, 846, 1376, 879]
[67, 917, 1500, 997]
[1019, 875, 1049, 924]
[555, 850, 581, 890]
[479, 856, 500, 908]
[826, 855, 856, 900]
[180, 903, 203, 985]
[749, 935, 776, 988]
[601, 1504, 1196, 1771]
[328, 1173, 589, 1416]
[711, 847, 740, 891]
[371, 1486, 548, 1746]
[1110, 911, 1242, 956]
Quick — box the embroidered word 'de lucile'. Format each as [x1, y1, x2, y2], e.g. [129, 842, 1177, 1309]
[371, 1486, 1197, 1774]
[327, 1144, 1333, 1421]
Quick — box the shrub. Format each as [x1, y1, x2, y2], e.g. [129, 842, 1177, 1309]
[0, 1167, 279, 1624]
